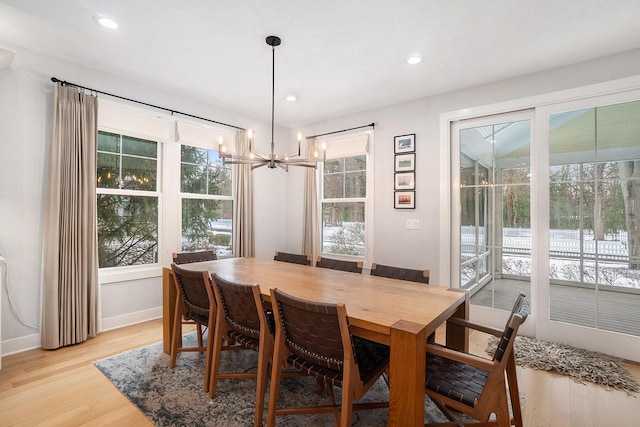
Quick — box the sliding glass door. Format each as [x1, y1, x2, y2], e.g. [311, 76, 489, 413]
[451, 110, 534, 325]
[449, 90, 640, 360]
[538, 95, 640, 356]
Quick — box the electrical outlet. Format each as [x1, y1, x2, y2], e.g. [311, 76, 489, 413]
[406, 219, 420, 230]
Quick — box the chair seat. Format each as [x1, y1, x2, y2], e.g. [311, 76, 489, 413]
[185, 310, 209, 325]
[288, 336, 390, 388]
[425, 352, 489, 408]
[228, 330, 260, 352]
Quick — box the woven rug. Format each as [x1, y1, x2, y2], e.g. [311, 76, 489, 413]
[487, 335, 640, 395]
[94, 334, 463, 426]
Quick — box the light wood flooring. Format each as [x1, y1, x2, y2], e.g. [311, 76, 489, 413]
[0, 318, 638, 427]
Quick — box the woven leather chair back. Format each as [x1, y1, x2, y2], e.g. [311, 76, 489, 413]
[316, 257, 363, 273]
[273, 251, 312, 266]
[493, 292, 530, 362]
[272, 288, 347, 372]
[172, 249, 218, 264]
[171, 263, 212, 321]
[370, 263, 429, 284]
[212, 273, 263, 340]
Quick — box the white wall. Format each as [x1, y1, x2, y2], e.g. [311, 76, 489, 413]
[2, 41, 640, 356]
[0, 43, 290, 354]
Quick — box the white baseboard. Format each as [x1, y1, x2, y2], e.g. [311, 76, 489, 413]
[0, 307, 162, 359]
[2, 332, 41, 357]
[100, 306, 162, 332]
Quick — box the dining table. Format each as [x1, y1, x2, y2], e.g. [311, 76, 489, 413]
[162, 257, 468, 427]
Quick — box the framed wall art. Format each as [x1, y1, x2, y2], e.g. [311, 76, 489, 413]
[394, 153, 415, 172]
[394, 191, 415, 209]
[394, 172, 415, 190]
[394, 133, 415, 154]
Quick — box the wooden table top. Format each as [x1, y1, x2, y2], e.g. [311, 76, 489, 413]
[174, 257, 465, 339]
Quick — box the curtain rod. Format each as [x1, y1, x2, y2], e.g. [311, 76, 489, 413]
[50, 77, 246, 131]
[307, 122, 375, 139]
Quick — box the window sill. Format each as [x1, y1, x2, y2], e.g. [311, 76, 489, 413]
[99, 264, 162, 284]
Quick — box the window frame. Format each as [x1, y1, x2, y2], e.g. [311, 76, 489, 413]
[96, 100, 238, 281]
[178, 141, 234, 257]
[318, 131, 374, 264]
[96, 129, 163, 271]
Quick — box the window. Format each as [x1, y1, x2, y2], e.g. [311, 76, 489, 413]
[320, 134, 372, 259]
[180, 144, 233, 256]
[96, 103, 236, 270]
[97, 131, 159, 268]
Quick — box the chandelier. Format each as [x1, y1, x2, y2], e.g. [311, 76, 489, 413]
[219, 36, 325, 171]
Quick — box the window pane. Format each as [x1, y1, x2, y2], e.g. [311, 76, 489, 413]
[98, 131, 119, 153]
[181, 164, 207, 194]
[97, 194, 158, 268]
[182, 198, 233, 256]
[344, 155, 365, 172]
[181, 145, 231, 196]
[122, 135, 157, 158]
[323, 174, 344, 199]
[324, 158, 343, 174]
[322, 202, 365, 256]
[501, 168, 530, 185]
[121, 155, 157, 190]
[97, 131, 158, 191]
[181, 145, 207, 163]
[207, 163, 232, 196]
[97, 152, 119, 189]
[344, 170, 366, 198]
[501, 184, 530, 228]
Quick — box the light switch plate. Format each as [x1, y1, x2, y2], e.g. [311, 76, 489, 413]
[406, 219, 420, 230]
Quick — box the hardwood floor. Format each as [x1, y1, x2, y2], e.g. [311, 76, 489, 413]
[0, 319, 638, 426]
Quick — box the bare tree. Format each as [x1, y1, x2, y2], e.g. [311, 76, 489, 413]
[620, 160, 640, 269]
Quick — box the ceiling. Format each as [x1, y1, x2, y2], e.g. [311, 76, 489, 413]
[1, 0, 640, 128]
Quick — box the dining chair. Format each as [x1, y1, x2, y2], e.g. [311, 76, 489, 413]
[171, 250, 218, 348]
[424, 293, 529, 427]
[172, 249, 218, 264]
[370, 262, 430, 283]
[267, 288, 390, 427]
[315, 256, 363, 273]
[208, 273, 275, 427]
[169, 263, 217, 392]
[273, 250, 312, 266]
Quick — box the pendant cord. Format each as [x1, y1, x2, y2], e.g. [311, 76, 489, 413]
[271, 45, 276, 158]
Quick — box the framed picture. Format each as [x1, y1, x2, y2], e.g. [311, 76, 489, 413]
[394, 133, 415, 154]
[394, 172, 415, 190]
[394, 191, 415, 209]
[395, 153, 415, 172]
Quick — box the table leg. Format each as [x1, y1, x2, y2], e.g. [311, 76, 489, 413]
[446, 290, 469, 352]
[388, 320, 427, 427]
[162, 268, 177, 355]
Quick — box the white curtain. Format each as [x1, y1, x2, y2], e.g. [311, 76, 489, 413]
[41, 84, 99, 349]
[233, 129, 254, 257]
[302, 138, 320, 264]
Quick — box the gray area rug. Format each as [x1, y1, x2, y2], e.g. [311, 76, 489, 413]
[94, 334, 456, 426]
[486, 335, 640, 395]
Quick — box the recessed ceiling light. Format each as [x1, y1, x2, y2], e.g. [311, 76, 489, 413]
[93, 14, 118, 30]
[407, 55, 423, 65]
[285, 95, 297, 102]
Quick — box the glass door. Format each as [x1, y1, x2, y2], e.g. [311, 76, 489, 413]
[451, 110, 534, 326]
[537, 95, 640, 359]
